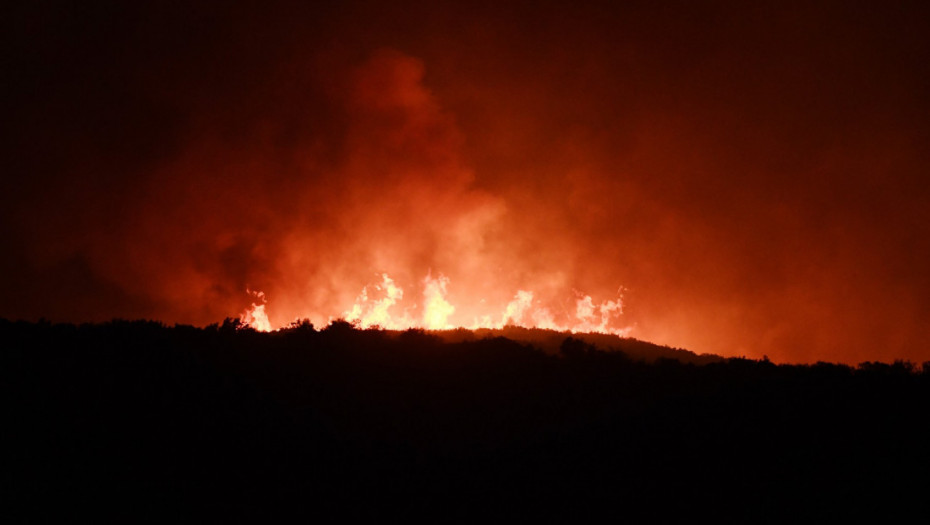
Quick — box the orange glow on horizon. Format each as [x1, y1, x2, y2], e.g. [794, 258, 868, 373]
[7, 4, 930, 366]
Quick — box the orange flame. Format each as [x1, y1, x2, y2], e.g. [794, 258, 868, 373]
[421, 273, 455, 329]
[240, 273, 631, 336]
[240, 290, 272, 332]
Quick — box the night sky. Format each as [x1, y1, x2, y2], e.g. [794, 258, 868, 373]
[3, 1, 929, 363]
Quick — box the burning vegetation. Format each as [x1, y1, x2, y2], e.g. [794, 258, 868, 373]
[241, 272, 630, 335]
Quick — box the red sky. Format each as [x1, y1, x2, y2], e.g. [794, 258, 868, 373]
[3, 1, 929, 363]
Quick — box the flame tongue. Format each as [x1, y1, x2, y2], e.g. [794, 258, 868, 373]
[240, 290, 272, 332]
[241, 272, 631, 336]
[345, 273, 411, 329]
[421, 273, 455, 329]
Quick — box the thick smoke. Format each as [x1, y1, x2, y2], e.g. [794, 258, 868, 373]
[3, 1, 929, 363]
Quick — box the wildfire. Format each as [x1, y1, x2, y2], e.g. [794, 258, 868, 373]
[240, 273, 631, 336]
[240, 290, 272, 332]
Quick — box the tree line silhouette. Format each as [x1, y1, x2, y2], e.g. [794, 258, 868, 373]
[3, 318, 929, 521]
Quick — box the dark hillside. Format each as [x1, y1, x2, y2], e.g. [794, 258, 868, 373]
[437, 325, 724, 364]
[3, 319, 929, 521]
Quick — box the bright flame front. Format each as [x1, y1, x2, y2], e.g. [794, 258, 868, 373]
[241, 272, 631, 336]
[241, 290, 272, 332]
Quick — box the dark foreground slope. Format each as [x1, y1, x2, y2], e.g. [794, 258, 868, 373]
[3, 319, 929, 522]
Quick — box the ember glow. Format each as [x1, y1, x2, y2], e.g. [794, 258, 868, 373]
[241, 273, 631, 336]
